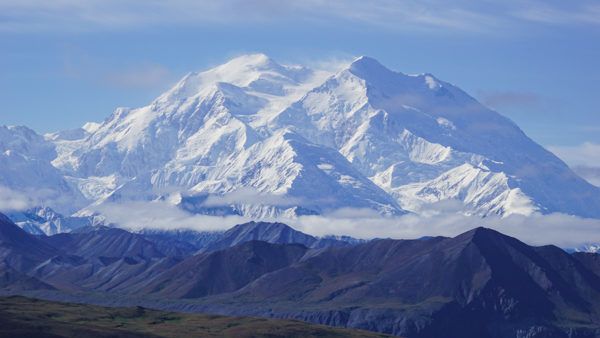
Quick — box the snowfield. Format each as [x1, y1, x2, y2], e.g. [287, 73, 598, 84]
[2, 53, 600, 233]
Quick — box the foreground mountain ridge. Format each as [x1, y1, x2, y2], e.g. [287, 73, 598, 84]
[1, 213, 600, 337]
[1, 53, 599, 222]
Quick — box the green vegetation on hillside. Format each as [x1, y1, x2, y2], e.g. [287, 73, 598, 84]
[0, 296, 391, 338]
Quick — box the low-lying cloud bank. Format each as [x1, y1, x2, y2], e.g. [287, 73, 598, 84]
[292, 210, 600, 249]
[91, 200, 600, 249]
[0, 185, 83, 215]
[0, 186, 33, 212]
[548, 142, 600, 187]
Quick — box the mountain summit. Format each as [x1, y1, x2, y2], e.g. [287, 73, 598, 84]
[3, 54, 599, 221]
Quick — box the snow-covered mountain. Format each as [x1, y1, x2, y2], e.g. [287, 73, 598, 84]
[6, 206, 101, 236]
[0, 126, 86, 215]
[270, 56, 600, 217]
[3, 53, 600, 224]
[574, 244, 600, 254]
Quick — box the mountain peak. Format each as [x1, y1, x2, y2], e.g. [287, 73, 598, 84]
[231, 53, 270, 63]
[347, 56, 445, 92]
[156, 53, 301, 103]
[219, 53, 281, 71]
[351, 55, 381, 65]
[348, 55, 394, 78]
[459, 226, 503, 239]
[454, 226, 523, 251]
[26, 53, 600, 221]
[200, 221, 317, 253]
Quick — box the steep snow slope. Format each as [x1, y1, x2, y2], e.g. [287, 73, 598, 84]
[52, 54, 401, 217]
[7, 53, 600, 222]
[0, 126, 86, 214]
[271, 56, 600, 217]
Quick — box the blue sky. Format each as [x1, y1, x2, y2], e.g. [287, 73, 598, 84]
[1, 0, 599, 156]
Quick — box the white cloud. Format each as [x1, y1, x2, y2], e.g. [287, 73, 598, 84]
[0, 185, 83, 214]
[547, 142, 600, 168]
[0, 186, 32, 212]
[303, 55, 355, 74]
[571, 166, 600, 187]
[92, 200, 248, 232]
[290, 210, 600, 249]
[90, 199, 600, 249]
[478, 90, 541, 109]
[102, 63, 172, 89]
[61, 48, 174, 90]
[1, 0, 599, 33]
[547, 142, 600, 187]
[514, 2, 600, 25]
[0, 186, 31, 212]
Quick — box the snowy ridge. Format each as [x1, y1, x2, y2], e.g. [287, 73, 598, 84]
[3, 53, 600, 226]
[7, 206, 101, 235]
[0, 126, 86, 214]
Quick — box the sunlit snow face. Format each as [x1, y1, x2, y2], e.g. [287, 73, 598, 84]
[3, 54, 600, 235]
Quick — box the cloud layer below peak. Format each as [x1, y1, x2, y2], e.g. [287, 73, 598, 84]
[86, 199, 600, 250]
